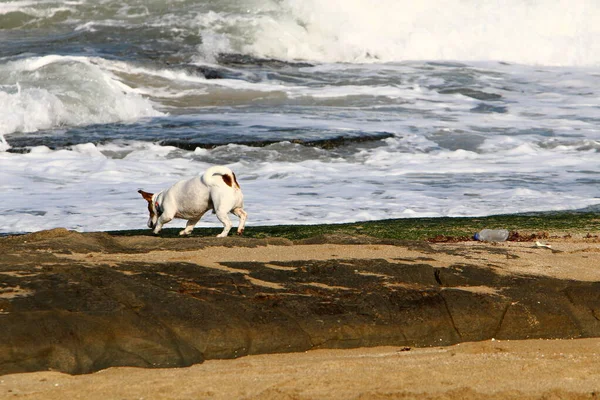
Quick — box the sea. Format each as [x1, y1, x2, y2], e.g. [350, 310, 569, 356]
[1, 0, 600, 234]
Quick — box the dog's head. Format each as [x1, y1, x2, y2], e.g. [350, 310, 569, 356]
[138, 190, 159, 229]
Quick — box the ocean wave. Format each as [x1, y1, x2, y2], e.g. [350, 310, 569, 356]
[2, 0, 600, 66]
[240, 0, 600, 65]
[0, 55, 163, 145]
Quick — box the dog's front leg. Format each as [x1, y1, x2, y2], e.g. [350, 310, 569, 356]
[179, 209, 208, 236]
[153, 214, 173, 235]
[179, 217, 200, 236]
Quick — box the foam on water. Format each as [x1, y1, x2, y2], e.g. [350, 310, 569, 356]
[0, 55, 163, 145]
[208, 0, 600, 66]
[2, 0, 600, 65]
[1, 127, 599, 233]
[0, 0, 69, 16]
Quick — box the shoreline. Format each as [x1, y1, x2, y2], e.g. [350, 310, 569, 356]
[2, 207, 600, 241]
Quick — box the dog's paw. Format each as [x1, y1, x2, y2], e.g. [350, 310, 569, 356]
[216, 233, 227, 238]
[179, 230, 191, 236]
[236, 229, 244, 236]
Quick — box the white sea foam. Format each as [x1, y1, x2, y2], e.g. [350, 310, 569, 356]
[122, 0, 600, 66]
[0, 55, 163, 138]
[0, 1, 36, 14]
[0, 0, 73, 17]
[1, 131, 599, 234]
[4, 0, 600, 66]
[241, 0, 600, 65]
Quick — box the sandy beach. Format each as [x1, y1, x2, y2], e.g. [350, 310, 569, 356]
[3, 337, 600, 399]
[1, 229, 600, 399]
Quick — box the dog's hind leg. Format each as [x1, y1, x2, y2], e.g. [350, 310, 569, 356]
[215, 210, 233, 238]
[232, 208, 247, 235]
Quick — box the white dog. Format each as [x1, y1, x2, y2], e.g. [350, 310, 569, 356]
[138, 166, 247, 237]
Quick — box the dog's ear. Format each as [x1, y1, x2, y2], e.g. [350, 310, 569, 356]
[138, 190, 154, 202]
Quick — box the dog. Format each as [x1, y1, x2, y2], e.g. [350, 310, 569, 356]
[138, 166, 247, 237]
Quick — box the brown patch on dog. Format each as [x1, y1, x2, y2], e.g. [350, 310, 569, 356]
[222, 174, 233, 187]
[232, 172, 241, 189]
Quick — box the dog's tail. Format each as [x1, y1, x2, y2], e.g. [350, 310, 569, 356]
[202, 166, 241, 189]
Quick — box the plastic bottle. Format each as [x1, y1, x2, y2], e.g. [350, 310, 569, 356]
[474, 229, 509, 242]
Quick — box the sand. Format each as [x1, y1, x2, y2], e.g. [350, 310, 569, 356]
[2, 231, 600, 399]
[2, 338, 600, 399]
